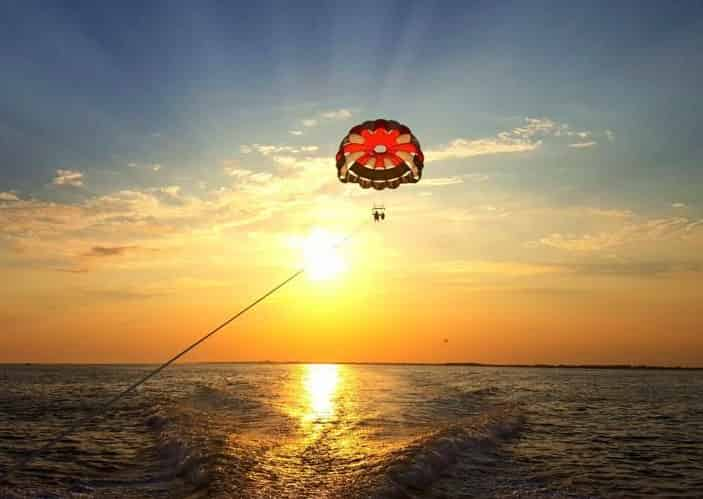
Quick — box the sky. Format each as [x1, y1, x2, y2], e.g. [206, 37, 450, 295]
[1, 1, 702, 365]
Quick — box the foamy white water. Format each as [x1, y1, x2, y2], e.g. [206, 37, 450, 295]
[1, 364, 702, 498]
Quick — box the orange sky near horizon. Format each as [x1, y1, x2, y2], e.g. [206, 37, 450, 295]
[2, 215, 702, 366]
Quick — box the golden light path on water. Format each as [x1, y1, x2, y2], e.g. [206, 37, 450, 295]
[303, 364, 340, 421]
[224, 364, 416, 496]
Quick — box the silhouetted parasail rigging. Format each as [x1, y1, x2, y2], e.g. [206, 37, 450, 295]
[336, 119, 424, 190]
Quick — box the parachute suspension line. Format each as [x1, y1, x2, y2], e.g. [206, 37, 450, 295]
[4, 218, 370, 480]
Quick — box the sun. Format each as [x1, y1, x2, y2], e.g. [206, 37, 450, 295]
[294, 228, 347, 281]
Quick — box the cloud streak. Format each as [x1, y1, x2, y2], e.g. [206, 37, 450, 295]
[0, 192, 19, 201]
[422, 176, 464, 186]
[536, 217, 703, 252]
[569, 141, 597, 149]
[300, 108, 354, 128]
[240, 144, 319, 156]
[52, 169, 84, 187]
[84, 245, 139, 257]
[425, 117, 603, 162]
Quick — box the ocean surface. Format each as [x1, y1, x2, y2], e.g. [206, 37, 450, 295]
[0, 364, 702, 498]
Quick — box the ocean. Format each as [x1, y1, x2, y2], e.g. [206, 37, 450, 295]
[0, 364, 701, 498]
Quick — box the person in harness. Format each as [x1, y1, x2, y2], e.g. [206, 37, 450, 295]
[372, 205, 385, 222]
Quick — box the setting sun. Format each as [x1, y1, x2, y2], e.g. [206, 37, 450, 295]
[292, 228, 347, 281]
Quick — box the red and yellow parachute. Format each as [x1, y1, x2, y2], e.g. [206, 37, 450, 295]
[335, 119, 424, 190]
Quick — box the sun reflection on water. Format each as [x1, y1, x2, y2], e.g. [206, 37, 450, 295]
[303, 364, 339, 421]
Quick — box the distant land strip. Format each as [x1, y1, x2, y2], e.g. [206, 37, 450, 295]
[199, 361, 703, 370]
[2, 362, 702, 370]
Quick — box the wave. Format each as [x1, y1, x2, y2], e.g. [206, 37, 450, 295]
[359, 405, 525, 498]
[142, 383, 524, 498]
[142, 383, 266, 493]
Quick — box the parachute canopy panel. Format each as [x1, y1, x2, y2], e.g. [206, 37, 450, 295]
[335, 119, 424, 190]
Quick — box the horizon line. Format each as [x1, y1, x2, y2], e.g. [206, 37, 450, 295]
[1, 361, 701, 370]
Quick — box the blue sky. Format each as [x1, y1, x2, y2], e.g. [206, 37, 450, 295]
[2, 0, 702, 204]
[2, 1, 703, 363]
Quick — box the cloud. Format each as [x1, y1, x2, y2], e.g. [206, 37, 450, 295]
[84, 245, 138, 257]
[152, 164, 162, 172]
[239, 144, 319, 156]
[425, 137, 538, 162]
[672, 202, 686, 208]
[320, 109, 353, 120]
[584, 208, 634, 218]
[88, 276, 231, 300]
[289, 130, 303, 136]
[535, 217, 703, 252]
[464, 174, 490, 183]
[249, 172, 273, 183]
[127, 162, 137, 168]
[422, 176, 464, 186]
[0, 185, 266, 271]
[0, 192, 19, 201]
[270, 155, 330, 171]
[428, 259, 565, 278]
[537, 232, 623, 252]
[224, 166, 253, 178]
[222, 159, 251, 178]
[52, 169, 84, 187]
[605, 129, 616, 142]
[145, 186, 187, 206]
[568, 260, 703, 277]
[426, 117, 601, 162]
[300, 108, 354, 128]
[569, 141, 597, 148]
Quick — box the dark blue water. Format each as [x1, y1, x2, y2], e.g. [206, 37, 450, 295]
[1, 364, 701, 498]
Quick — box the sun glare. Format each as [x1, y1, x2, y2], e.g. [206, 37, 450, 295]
[295, 228, 346, 281]
[304, 364, 339, 420]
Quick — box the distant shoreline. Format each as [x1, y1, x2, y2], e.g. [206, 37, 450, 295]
[2, 361, 702, 370]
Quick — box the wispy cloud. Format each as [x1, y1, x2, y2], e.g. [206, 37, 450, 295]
[224, 166, 253, 178]
[320, 109, 353, 120]
[269, 155, 330, 171]
[427, 259, 565, 278]
[289, 130, 303, 136]
[239, 144, 319, 156]
[0, 192, 19, 201]
[464, 173, 490, 183]
[426, 117, 601, 162]
[422, 176, 464, 186]
[536, 232, 623, 252]
[583, 208, 634, 218]
[535, 217, 703, 252]
[84, 245, 139, 257]
[52, 169, 84, 187]
[568, 260, 703, 277]
[300, 108, 354, 128]
[672, 202, 686, 208]
[568, 141, 597, 149]
[425, 137, 538, 162]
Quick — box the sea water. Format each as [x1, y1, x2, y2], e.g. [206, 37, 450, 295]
[1, 364, 701, 498]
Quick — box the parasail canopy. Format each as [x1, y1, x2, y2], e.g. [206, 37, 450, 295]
[335, 119, 424, 190]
